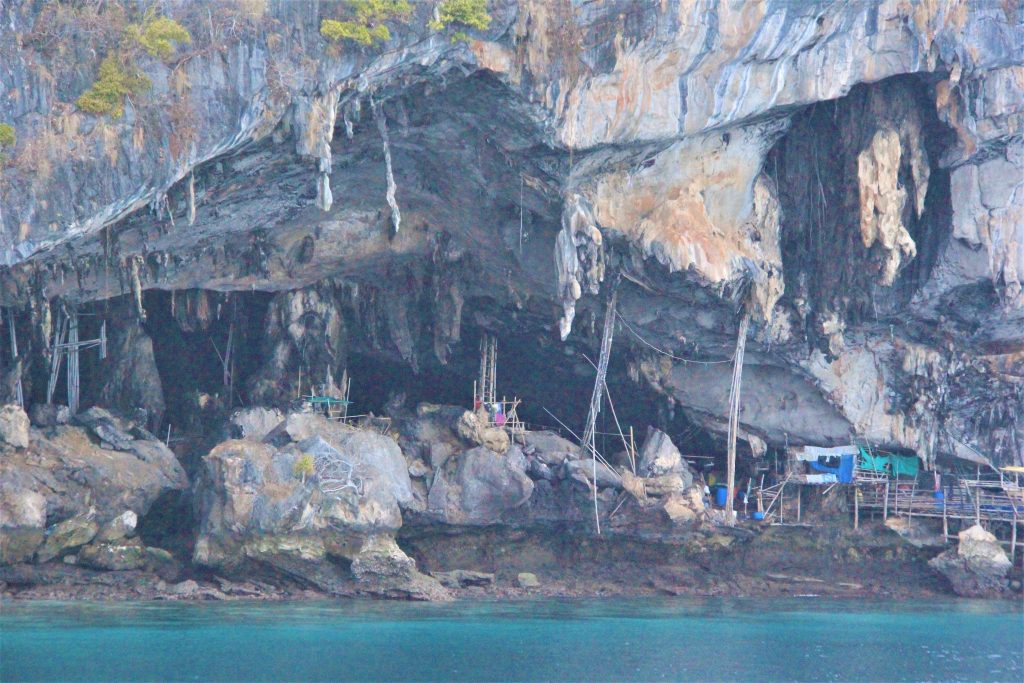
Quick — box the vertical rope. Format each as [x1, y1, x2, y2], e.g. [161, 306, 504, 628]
[580, 286, 618, 534]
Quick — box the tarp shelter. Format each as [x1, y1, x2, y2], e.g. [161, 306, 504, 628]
[857, 448, 920, 478]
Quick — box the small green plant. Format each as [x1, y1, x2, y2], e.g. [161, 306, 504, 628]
[0, 123, 15, 148]
[0, 123, 14, 165]
[429, 0, 491, 34]
[76, 8, 190, 119]
[132, 13, 192, 59]
[320, 0, 411, 46]
[75, 56, 151, 118]
[293, 454, 315, 483]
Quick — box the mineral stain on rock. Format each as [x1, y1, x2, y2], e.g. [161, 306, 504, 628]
[0, 0, 1021, 602]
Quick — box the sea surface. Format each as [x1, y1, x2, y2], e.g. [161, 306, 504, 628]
[1, 597, 1021, 682]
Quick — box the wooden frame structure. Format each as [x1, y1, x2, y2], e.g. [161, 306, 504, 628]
[472, 333, 526, 441]
[46, 308, 106, 415]
[751, 443, 1023, 561]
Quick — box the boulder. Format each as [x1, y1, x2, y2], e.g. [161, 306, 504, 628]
[0, 488, 46, 563]
[565, 458, 623, 489]
[928, 524, 1012, 597]
[0, 404, 29, 449]
[96, 511, 138, 543]
[456, 410, 509, 454]
[77, 539, 147, 571]
[350, 535, 450, 601]
[36, 516, 98, 563]
[408, 459, 431, 478]
[229, 407, 285, 441]
[662, 487, 705, 524]
[431, 569, 495, 588]
[638, 429, 690, 486]
[643, 473, 686, 497]
[194, 416, 421, 590]
[0, 413, 187, 550]
[516, 572, 540, 588]
[427, 446, 534, 524]
[29, 404, 70, 428]
[521, 431, 578, 467]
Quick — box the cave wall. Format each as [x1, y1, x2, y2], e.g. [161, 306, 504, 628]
[0, 1, 1021, 467]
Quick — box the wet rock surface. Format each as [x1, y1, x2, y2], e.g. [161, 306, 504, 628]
[0, 409, 187, 565]
[929, 525, 1013, 597]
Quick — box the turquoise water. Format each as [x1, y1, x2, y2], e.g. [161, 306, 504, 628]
[1, 598, 1021, 682]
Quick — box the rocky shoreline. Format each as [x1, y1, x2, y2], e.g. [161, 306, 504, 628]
[3, 404, 1019, 604]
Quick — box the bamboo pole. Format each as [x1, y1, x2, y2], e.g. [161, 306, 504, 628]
[1011, 515, 1017, 564]
[883, 480, 889, 521]
[854, 487, 859, 529]
[67, 312, 79, 414]
[725, 312, 751, 526]
[580, 288, 618, 535]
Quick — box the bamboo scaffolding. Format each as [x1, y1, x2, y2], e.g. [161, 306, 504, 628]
[579, 288, 619, 535]
[725, 312, 751, 526]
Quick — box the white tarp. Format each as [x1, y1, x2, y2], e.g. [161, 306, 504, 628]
[790, 445, 859, 461]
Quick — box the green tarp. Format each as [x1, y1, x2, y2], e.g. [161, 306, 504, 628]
[857, 448, 920, 478]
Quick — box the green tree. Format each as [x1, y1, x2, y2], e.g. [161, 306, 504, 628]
[132, 14, 192, 59]
[320, 0, 412, 46]
[75, 56, 151, 118]
[429, 0, 491, 32]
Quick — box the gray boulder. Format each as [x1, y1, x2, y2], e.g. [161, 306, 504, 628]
[230, 407, 285, 441]
[431, 569, 495, 588]
[29, 404, 70, 427]
[516, 572, 540, 588]
[194, 415, 424, 596]
[96, 511, 138, 542]
[36, 516, 98, 563]
[77, 539, 147, 571]
[521, 431, 578, 467]
[638, 428, 690, 485]
[565, 458, 623, 489]
[0, 488, 46, 563]
[350, 535, 450, 601]
[427, 446, 534, 525]
[0, 404, 29, 449]
[929, 525, 1012, 597]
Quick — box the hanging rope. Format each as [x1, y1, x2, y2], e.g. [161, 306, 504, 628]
[616, 311, 735, 364]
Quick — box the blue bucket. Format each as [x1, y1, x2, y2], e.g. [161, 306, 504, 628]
[752, 511, 765, 521]
[714, 486, 728, 507]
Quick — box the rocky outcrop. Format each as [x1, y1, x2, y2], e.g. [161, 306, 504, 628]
[0, 404, 29, 449]
[0, 408, 187, 565]
[0, 0, 1020, 469]
[426, 446, 534, 525]
[193, 412, 444, 599]
[928, 525, 1013, 597]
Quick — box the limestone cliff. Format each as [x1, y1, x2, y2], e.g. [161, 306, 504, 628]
[0, 0, 1021, 468]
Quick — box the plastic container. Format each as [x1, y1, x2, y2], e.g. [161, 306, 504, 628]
[752, 511, 765, 521]
[713, 486, 728, 507]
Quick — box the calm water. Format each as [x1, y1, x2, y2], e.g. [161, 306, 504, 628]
[1, 598, 1021, 682]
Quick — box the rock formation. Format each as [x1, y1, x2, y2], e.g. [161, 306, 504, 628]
[929, 524, 1013, 597]
[0, 0, 1021, 600]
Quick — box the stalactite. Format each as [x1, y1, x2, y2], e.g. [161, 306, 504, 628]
[373, 100, 401, 234]
[129, 256, 147, 321]
[187, 171, 196, 226]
